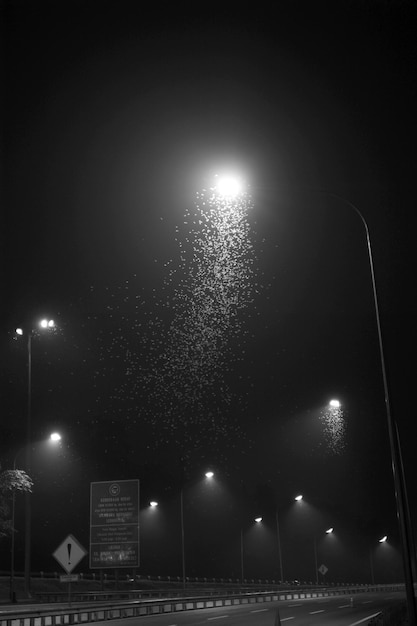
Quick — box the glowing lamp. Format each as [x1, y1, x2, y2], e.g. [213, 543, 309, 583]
[215, 176, 243, 197]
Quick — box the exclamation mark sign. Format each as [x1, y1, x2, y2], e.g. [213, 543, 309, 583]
[67, 543, 72, 565]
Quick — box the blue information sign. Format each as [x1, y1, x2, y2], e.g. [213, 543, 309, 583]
[90, 479, 139, 568]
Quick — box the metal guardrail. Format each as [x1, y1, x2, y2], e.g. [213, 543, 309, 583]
[0, 585, 406, 626]
[32, 582, 405, 604]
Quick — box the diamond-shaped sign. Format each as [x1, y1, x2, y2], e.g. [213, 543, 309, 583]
[318, 564, 328, 575]
[53, 534, 87, 574]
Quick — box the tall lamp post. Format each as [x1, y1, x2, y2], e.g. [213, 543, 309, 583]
[180, 470, 214, 588]
[321, 193, 416, 623]
[240, 516, 263, 582]
[10, 433, 62, 602]
[275, 510, 284, 583]
[370, 535, 388, 585]
[274, 492, 306, 584]
[215, 178, 416, 623]
[15, 319, 55, 598]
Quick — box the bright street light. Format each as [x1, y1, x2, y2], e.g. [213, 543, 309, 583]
[214, 175, 244, 198]
[254, 516, 263, 523]
[329, 399, 341, 408]
[325, 527, 334, 534]
[149, 501, 158, 508]
[49, 433, 61, 443]
[295, 494, 303, 501]
[205, 471, 214, 479]
[379, 535, 388, 543]
[40, 319, 55, 329]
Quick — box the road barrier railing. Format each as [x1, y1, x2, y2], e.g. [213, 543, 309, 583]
[0, 584, 406, 626]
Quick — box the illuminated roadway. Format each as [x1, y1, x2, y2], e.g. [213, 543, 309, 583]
[86, 590, 405, 625]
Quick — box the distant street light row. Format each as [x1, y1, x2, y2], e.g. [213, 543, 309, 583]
[11, 311, 392, 589]
[13, 316, 342, 592]
[13, 309, 345, 587]
[146, 470, 390, 584]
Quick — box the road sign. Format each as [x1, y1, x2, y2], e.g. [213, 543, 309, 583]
[90, 479, 139, 568]
[53, 534, 87, 574]
[318, 564, 328, 575]
[60, 574, 79, 582]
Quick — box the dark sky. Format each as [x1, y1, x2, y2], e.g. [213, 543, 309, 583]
[1, 1, 416, 583]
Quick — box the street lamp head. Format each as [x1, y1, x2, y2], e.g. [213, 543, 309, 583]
[329, 399, 341, 408]
[379, 535, 387, 543]
[205, 471, 214, 479]
[214, 175, 244, 198]
[295, 494, 303, 501]
[49, 433, 62, 443]
[16, 328, 24, 336]
[40, 319, 55, 329]
[326, 527, 334, 534]
[254, 517, 262, 523]
[149, 501, 159, 508]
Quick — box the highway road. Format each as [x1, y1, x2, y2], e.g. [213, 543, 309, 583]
[86, 590, 406, 625]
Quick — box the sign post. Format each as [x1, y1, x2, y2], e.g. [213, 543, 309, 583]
[90, 480, 140, 570]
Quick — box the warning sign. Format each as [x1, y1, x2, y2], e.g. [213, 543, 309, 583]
[53, 535, 87, 574]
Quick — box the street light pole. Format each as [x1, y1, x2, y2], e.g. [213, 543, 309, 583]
[370, 547, 375, 585]
[15, 319, 55, 599]
[180, 486, 186, 589]
[9, 452, 20, 603]
[323, 193, 416, 624]
[215, 177, 416, 618]
[275, 510, 284, 583]
[24, 330, 32, 598]
[10, 433, 61, 602]
[179, 470, 214, 589]
[240, 527, 244, 582]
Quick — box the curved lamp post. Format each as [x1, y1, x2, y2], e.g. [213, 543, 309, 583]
[214, 178, 416, 622]
[322, 193, 416, 622]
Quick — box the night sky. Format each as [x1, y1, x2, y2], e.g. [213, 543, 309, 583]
[1, 1, 416, 584]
